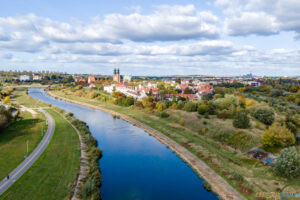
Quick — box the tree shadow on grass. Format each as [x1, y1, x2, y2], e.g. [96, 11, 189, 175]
[0, 118, 44, 144]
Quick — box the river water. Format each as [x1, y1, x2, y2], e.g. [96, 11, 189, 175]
[28, 88, 218, 200]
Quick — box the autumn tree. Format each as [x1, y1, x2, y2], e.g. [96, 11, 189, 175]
[261, 123, 295, 148]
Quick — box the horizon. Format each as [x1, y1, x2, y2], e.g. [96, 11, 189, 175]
[0, 0, 299, 76]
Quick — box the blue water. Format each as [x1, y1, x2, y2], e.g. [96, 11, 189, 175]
[28, 88, 218, 200]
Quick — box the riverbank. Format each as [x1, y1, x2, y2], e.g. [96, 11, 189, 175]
[51, 107, 102, 200]
[47, 90, 245, 200]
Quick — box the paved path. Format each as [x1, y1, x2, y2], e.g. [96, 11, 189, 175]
[0, 109, 55, 195]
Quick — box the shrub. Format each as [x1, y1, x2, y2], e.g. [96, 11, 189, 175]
[214, 132, 253, 150]
[160, 112, 170, 118]
[274, 147, 300, 178]
[0, 114, 8, 130]
[233, 109, 250, 129]
[183, 102, 197, 112]
[179, 120, 184, 126]
[252, 106, 275, 125]
[202, 181, 211, 191]
[261, 123, 295, 148]
[156, 101, 167, 111]
[176, 100, 185, 110]
[232, 171, 244, 182]
[217, 109, 231, 119]
[197, 104, 209, 115]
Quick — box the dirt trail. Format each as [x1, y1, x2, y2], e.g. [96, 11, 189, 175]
[48, 91, 246, 200]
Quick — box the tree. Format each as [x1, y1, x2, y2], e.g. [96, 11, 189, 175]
[252, 106, 274, 125]
[274, 147, 300, 178]
[184, 87, 192, 94]
[289, 85, 298, 93]
[261, 123, 295, 148]
[183, 102, 197, 112]
[233, 109, 250, 129]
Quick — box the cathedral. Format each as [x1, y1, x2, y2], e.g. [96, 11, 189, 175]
[113, 68, 121, 83]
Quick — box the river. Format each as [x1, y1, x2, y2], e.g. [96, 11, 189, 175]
[28, 88, 218, 200]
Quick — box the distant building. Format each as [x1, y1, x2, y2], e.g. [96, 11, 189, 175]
[77, 78, 87, 86]
[88, 76, 96, 83]
[123, 75, 132, 83]
[19, 75, 31, 81]
[113, 68, 121, 83]
[32, 74, 42, 81]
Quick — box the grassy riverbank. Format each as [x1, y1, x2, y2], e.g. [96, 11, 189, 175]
[0, 111, 46, 180]
[50, 89, 300, 199]
[12, 88, 48, 108]
[0, 109, 80, 200]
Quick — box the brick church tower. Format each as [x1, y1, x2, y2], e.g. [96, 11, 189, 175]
[113, 68, 121, 83]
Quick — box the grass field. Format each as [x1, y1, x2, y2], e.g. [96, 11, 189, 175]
[12, 88, 48, 108]
[52, 89, 300, 199]
[0, 109, 80, 200]
[0, 111, 46, 180]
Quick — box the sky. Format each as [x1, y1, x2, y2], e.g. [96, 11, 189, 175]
[0, 0, 299, 76]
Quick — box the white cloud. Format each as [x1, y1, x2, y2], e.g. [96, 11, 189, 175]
[224, 12, 279, 36]
[0, 5, 220, 44]
[216, 0, 300, 37]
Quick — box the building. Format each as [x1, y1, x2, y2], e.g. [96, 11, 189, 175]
[113, 68, 121, 83]
[123, 75, 132, 83]
[19, 75, 31, 81]
[32, 74, 42, 81]
[77, 78, 87, 86]
[88, 76, 96, 83]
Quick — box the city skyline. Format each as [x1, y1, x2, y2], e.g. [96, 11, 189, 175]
[0, 0, 299, 76]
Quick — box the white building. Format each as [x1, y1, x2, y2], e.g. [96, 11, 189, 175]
[19, 75, 31, 81]
[32, 74, 42, 80]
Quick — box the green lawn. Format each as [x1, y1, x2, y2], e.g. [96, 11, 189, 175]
[12, 88, 47, 107]
[0, 111, 46, 180]
[0, 109, 80, 200]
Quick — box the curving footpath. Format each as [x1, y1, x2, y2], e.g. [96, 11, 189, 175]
[47, 91, 246, 200]
[0, 109, 55, 195]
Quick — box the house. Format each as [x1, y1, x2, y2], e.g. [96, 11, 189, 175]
[19, 75, 31, 82]
[32, 74, 42, 81]
[88, 76, 96, 83]
[77, 78, 87, 86]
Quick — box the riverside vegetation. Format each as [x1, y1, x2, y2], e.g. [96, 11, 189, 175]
[49, 80, 300, 200]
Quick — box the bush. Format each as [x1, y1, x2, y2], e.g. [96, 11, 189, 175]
[274, 147, 300, 178]
[261, 123, 295, 148]
[183, 102, 197, 112]
[156, 101, 167, 111]
[233, 109, 250, 129]
[176, 100, 185, 110]
[217, 109, 231, 119]
[160, 112, 170, 118]
[179, 120, 184, 126]
[197, 104, 209, 115]
[252, 106, 274, 125]
[214, 131, 253, 150]
[232, 171, 244, 182]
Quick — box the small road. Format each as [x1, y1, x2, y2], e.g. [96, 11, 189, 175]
[0, 109, 55, 195]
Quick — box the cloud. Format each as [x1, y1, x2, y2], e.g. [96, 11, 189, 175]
[224, 12, 279, 36]
[216, 0, 300, 37]
[0, 5, 220, 44]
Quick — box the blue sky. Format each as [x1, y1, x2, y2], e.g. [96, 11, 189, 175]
[0, 0, 299, 76]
